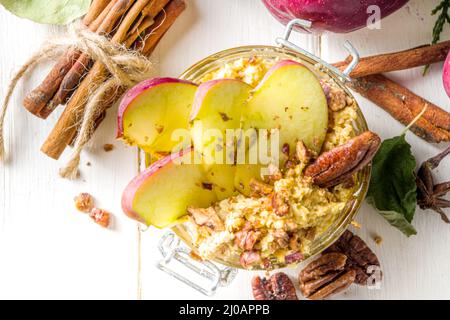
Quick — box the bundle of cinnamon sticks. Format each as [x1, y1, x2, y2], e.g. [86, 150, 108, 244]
[333, 41, 450, 143]
[22, 0, 186, 160]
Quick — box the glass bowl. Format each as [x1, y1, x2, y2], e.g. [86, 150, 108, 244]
[157, 45, 370, 270]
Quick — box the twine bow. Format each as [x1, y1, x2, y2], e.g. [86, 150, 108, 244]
[0, 21, 155, 178]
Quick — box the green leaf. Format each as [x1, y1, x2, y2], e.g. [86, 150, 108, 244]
[0, 0, 91, 25]
[366, 134, 418, 237]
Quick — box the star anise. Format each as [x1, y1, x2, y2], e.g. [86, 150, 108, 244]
[416, 146, 450, 223]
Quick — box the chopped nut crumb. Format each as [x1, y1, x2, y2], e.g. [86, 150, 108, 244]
[202, 182, 213, 190]
[74, 193, 94, 213]
[89, 208, 111, 228]
[350, 220, 362, 229]
[219, 112, 232, 122]
[86, 162, 91, 167]
[103, 144, 114, 152]
[155, 124, 164, 133]
[373, 235, 383, 246]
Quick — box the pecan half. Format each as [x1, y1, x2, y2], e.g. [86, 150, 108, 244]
[252, 272, 298, 300]
[187, 207, 224, 232]
[304, 131, 381, 188]
[325, 230, 381, 285]
[299, 252, 355, 300]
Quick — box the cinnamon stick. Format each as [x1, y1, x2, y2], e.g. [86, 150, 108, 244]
[39, 0, 168, 119]
[333, 41, 450, 78]
[144, 0, 172, 18]
[38, 0, 134, 119]
[69, 111, 107, 147]
[125, 16, 155, 48]
[41, 0, 186, 159]
[140, 0, 186, 55]
[40, 0, 158, 159]
[87, 0, 184, 142]
[82, 0, 112, 26]
[125, 0, 172, 43]
[351, 74, 450, 143]
[90, 0, 185, 136]
[22, 0, 113, 116]
[88, 0, 119, 32]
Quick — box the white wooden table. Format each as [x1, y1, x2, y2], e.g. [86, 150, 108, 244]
[0, 0, 449, 300]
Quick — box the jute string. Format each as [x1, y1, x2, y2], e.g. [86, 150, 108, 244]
[0, 21, 155, 178]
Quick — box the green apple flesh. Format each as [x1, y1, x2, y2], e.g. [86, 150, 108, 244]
[190, 79, 252, 165]
[242, 60, 328, 156]
[234, 163, 262, 196]
[190, 79, 252, 199]
[118, 78, 197, 154]
[205, 164, 236, 199]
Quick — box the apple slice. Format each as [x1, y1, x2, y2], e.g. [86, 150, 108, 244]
[242, 60, 328, 157]
[234, 163, 262, 196]
[205, 164, 237, 199]
[189, 79, 252, 199]
[190, 79, 252, 165]
[122, 149, 217, 228]
[117, 78, 197, 154]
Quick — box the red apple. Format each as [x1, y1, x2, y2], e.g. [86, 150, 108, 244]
[121, 149, 217, 227]
[261, 0, 408, 33]
[117, 77, 197, 154]
[443, 51, 450, 98]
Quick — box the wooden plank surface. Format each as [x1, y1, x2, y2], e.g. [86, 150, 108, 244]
[0, 10, 140, 299]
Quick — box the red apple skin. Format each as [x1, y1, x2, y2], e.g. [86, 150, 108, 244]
[261, 0, 408, 33]
[255, 60, 304, 90]
[443, 51, 450, 98]
[116, 77, 196, 138]
[121, 149, 191, 224]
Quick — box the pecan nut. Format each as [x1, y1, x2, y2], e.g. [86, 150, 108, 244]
[235, 230, 261, 251]
[240, 250, 261, 269]
[188, 207, 224, 232]
[252, 272, 298, 300]
[321, 79, 353, 112]
[74, 192, 94, 213]
[295, 140, 313, 164]
[89, 208, 111, 228]
[304, 131, 381, 187]
[284, 251, 303, 264]
[299, 252, 355, 300]
[285, 140, 313, 169]
[325, 230, 381, 285]
[271, 191, 290, 216]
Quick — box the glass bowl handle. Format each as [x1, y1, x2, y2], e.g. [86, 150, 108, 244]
[275, 18, 360, 82]
[156, 232, 238, 296]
